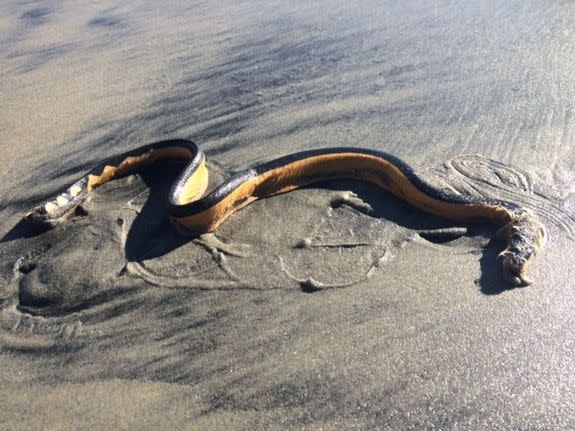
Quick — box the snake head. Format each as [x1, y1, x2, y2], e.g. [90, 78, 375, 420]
[497, 210, 545, 287]
[499, 248, 533, 286]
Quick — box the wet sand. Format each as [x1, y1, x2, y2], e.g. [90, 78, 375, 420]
[1, 0, 575, 429]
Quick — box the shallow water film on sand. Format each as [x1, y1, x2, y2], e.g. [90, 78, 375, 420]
[1, 0, 575, 429]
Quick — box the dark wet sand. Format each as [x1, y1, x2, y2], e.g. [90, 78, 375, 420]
[1, 0, 575, 429]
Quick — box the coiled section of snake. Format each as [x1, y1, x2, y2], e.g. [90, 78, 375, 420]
[24, 139, 545, 286]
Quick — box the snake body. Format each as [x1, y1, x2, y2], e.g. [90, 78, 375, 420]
[24, 139, 545, 286]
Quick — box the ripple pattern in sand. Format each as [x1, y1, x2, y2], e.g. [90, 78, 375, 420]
[432, 154, 575, 239]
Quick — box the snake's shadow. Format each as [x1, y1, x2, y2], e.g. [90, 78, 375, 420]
[123, 164, 190, 262]
[123, 167, 513, 295]
[477, 239, 518, 295]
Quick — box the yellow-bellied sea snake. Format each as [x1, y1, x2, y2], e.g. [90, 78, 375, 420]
[24, 139, 545, 286]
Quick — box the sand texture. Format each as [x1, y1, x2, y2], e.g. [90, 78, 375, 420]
[1, 0, 575, 429]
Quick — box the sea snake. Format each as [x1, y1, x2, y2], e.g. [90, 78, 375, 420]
[24, 139, 545, 286]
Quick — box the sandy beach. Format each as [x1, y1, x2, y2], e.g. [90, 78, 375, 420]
[1, 0, 575, 429]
